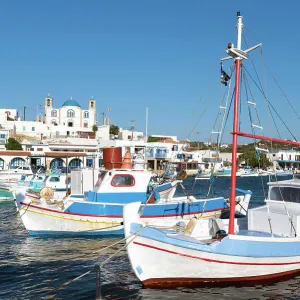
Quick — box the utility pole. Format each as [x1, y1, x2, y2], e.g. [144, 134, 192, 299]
[101, 112, 105, 125]
[130, 120, 135, 141]
[196, 132, 201, 150]
[23, 106, 27, 121]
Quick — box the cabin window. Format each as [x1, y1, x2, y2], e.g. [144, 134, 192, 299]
[111, 175, 135, 187]
[49, 177, 60, 182]
[269, 187, 300, 203]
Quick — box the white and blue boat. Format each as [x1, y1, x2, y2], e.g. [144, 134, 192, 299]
[15, 167, 233, 236]
[123, 12, 300, 287]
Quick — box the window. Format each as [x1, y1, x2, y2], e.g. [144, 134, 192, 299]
[49, 177, 60, 182]
[51, 110, 57, 117]
[84, 111, 89, 118]
[270, 187, 300, 203]
[90, 101, 94, 108]
[0, 134, 5, 138]
[111, 175, 135, 187]
[95, 171, 107, 186]
[68, 122, 73, 127]
[67, 109, 75, 118]
[47, 99, 50, 106]
[32, 127, 35, 132]
[52, 119, 57, 125]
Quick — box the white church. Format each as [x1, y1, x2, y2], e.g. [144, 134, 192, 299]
[44, 96, 96, 130]
[0, 95, 109, 140]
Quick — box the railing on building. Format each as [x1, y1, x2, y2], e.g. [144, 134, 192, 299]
[202, 157, 222, 163]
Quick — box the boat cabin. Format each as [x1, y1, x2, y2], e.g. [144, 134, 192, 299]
[248, 179, 300, 237]
[85, 169, 155, 204]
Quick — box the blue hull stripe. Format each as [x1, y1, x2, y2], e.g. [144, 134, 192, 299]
[66, 197, 227, 218]
[86, 191, 147, 204]
[28, 229, 124, 237]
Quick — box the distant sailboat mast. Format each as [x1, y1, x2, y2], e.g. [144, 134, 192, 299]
[145, 107, 148, 170]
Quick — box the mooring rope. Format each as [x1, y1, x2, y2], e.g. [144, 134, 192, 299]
[44, 224, 146, 298]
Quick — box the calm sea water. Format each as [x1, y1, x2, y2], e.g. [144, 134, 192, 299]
[1, 176, 300, 300]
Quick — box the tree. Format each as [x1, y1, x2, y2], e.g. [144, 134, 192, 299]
[92, 124, 98, 134]
[6, 137, 23, 150]
[147, 136, 160, 142]
[238, 149, 272, 168]
[109, 124, 119, 135]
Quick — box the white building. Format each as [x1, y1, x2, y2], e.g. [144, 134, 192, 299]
[0, 95, 110, 140]
[44, 96, 96, 130]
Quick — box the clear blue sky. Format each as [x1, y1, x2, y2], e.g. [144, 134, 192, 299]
[0, 1, 300, 143]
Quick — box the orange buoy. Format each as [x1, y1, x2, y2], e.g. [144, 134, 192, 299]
[121, 151, 132, 169]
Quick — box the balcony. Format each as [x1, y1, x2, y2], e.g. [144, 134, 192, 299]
[202, 157, 222, 163]
[155, 152, 167, 158]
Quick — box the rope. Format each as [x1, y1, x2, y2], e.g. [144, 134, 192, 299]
[0, 207, 17, 215]
[44, 225, 146, 297]
[243, 66, 297, 141]
[0, 206, 25, 220]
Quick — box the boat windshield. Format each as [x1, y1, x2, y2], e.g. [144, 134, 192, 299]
[95, 171, 107, 187]
[269, 186, 300, 203]
[20, 175, 27, 181]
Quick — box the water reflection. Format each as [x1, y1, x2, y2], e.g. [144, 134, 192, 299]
[1, 177, 300, 299]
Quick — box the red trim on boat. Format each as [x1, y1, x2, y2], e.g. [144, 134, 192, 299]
[19, 201, 224, 219]
[142, 268, 300, 288]
[133, 241, 300, 266]
[25, 193, 40, 199]
[20, 201, 124, 218]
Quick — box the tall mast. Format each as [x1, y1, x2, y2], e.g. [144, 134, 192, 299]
[228, 12, 243, 234]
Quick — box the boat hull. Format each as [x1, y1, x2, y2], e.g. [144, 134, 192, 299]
[17, 201, 124, 236]
[123, 203, 300, 287]
[16, 187, 228, 236]
[127, 234, 300, 287]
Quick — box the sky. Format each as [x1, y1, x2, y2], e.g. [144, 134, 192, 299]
[1, 1, 300, 143]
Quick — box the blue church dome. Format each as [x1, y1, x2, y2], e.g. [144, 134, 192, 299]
[62, 99, 81, 107]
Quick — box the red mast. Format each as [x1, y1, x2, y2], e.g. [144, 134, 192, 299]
[228, 12, 244, 235]
[223, 13, 262, 234]
[228, 59, 241, 234]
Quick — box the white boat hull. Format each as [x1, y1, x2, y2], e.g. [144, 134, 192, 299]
[127, 235, 300, 287]
[18, 202, 123, 236]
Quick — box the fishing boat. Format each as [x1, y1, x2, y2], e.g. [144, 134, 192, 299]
[0, 165, 33, 182]
[123, 12, 300, 287]
[240, 167, 259, 177]
[0, 172, 45, 201]
[14, 149, 238, 236]
[24, 173, 70, 200]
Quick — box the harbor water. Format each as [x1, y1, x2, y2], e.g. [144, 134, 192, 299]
[1, 176, 300, 299]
